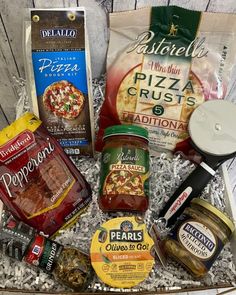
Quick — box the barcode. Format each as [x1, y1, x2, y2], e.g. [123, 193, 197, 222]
[32, 245, 41, 255]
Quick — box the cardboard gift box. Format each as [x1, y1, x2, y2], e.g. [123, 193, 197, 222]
[1, 1, 236, 294]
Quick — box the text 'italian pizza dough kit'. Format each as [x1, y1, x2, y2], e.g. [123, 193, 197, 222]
[1, 4, 236, 295]
[25, 8, 94, 159]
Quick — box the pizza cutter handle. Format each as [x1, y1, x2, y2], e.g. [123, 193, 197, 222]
[158, 162, 217, 226]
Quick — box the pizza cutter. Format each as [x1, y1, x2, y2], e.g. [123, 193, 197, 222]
[159, 100, 236, 226]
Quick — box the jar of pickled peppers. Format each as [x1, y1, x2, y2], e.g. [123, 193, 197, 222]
[98, 125, 149, 212]
[163, 198, 235, 278]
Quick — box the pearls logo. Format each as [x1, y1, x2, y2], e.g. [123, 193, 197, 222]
[40, 28, 77, 38]
[109, 220, 144, 242]
[0, 131, 35, 163]
[120, 220, 133, 231]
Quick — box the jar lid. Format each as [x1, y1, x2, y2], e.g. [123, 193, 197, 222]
[90, 216, 155, 288]
[104, 125, 148, 140]
[192, 198, 235, 233]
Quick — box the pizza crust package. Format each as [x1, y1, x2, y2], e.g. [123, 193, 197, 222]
[96, 6, 236, 153]
[25, 8, 94, 158]
[0, 113, 92, 236]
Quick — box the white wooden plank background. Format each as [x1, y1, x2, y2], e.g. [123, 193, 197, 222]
[168, 0, 208, 10]
[113, 0, 136, 11]
[0, 1, 236, 294]
[136, 0, 168, 8]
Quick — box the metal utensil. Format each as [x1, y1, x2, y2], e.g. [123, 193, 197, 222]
[159, 100, 236, 226]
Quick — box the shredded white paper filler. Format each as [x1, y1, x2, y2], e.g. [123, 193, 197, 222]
[0, 77, 235, 292]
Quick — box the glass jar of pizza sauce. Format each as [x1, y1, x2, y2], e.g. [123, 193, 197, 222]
[98, 125, 149, 212]
[163, 198, 235, 278]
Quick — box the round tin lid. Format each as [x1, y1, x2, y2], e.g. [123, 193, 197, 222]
[192, 198, 235, 233]
[104, 125, 149, 140]
[90, 216, 155, 288]
[188, 100, 236, 156]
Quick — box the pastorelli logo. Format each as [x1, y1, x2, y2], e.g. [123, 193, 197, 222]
[126, 30, 208, 58]
[40, 28, 77, 38]
[0, 131, 35, 163]
[110, 220, 143, 242]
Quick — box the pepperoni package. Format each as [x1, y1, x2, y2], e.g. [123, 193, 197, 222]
[96, 6, 236, 154]
[0, 113, 92, 236]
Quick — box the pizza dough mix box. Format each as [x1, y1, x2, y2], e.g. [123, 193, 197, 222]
[25, 8, 94, 159]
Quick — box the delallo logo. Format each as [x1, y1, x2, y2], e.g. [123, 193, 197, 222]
[0, 131, 35, 163]
[40, 28, 77, 38]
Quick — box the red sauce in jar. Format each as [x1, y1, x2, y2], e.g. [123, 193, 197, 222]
[98, 125, 149, 212]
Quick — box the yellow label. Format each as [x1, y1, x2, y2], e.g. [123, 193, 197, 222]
[0, 113, 41, 145]
[90, 216, 155, 288]
[27, 178, 75, 219]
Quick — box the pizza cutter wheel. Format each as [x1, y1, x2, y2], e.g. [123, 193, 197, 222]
[159, 100, 236, 226]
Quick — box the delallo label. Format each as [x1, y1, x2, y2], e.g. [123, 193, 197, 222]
[90, 216, 155, 288]
[100, 146, 149, 199]
[24, 234, 63, 273]
[30, 9, 94, 158]
[170, 213, 223, 269]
